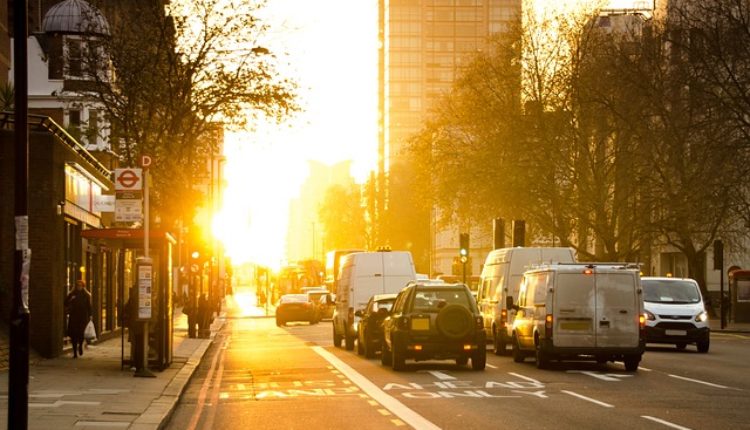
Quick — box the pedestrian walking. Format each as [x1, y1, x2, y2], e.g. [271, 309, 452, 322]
[65, 279, 92, 358]
[197, 293, 213, 338]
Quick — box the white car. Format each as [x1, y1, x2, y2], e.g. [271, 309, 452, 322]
[641, 277, 710, 353]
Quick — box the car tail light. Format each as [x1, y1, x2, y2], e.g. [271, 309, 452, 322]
[348, 307, 354, 323]
[463, 344, 473, 351]
[500, 308, 507, 328]
[414, 344, 422, 351]
[640, 313, 647, 328]
[545, 314, 553, 339]
[475, 316, 483, 330]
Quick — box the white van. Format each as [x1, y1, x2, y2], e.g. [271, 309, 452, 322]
[641, 277, 710, 352]
[510, 263, 645, 370]
[476, 247, 576, 355]
[332, 251, 416, 350]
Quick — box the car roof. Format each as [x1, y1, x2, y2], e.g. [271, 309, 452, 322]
[641, 276, 698, 282]
[372, 293, 397, 301]
[412, 282, 466, 288]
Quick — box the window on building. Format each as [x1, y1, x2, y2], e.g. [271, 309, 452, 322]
[87, 109, 99, 147]
[66, 38, 83, 78]
[68, 109, 82, 141]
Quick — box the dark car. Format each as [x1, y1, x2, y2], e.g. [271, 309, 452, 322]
[276, 294, 319, 326]
[356, 293, 397, 358]
[381, 282, 486, 371]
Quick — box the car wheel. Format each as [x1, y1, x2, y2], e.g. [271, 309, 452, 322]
[435, 305, 473, 339]
[697, 339, 710, 353]
[675, 343, 686, 350]
[392, 340, 406, 371]
[471, 349, 486, 371]
[494, 328, 507, 356]
[357, 332, 365, 356]
[624, 355, 640, 371]
[345, 334, 355, 351]
[333, 324, 342, 348]
[512, 335, 525, 363]
[381, 338, 392, 366]
[275, 317, 282, 327]
[363, 333, 375, 359]
[456, 356, 469, 366]
[535, 344, 550, 369]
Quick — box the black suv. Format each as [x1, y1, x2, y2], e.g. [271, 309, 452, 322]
[381, 282, 486, 371]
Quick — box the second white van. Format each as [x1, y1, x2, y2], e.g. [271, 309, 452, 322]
[332, 250, 416, 350]
[476, 247, 576, 355]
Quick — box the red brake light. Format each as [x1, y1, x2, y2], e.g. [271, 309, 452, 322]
[583, 269, 593, 275]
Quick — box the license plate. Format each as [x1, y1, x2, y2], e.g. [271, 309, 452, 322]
[411, 318, 430, 330]
[665, 329, 687, 336]
[560, 321, 590, 330]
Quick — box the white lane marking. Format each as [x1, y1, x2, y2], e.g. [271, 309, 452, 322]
[567, 371, 632, 381]
[668, 374, 730, 389]
[561, 390, 614, 408]
[426, 370, 456, 381]
[485, 363, 498, 369]
[312, 346, 441, 430]
[508, 372, 542, 384]
[642, 415, 692, 430]
[638, 366, 652, 371]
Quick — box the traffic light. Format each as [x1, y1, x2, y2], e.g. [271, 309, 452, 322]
[459, 233, 470, 263]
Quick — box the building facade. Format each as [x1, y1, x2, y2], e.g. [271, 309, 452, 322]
[379, 0, 521, 275]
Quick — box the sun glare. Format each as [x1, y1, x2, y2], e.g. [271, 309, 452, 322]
[211, 1, 378, 268]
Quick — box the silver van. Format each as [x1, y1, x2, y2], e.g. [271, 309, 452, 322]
[476, 247, 576, 355]
[510, 263, 645, 370]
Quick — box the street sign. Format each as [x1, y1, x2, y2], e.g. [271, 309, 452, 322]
[94, 195, 115, 212]
[114, 168, 143, 191]
[140, 155, 152, 168]
[115, 198, 142, 222]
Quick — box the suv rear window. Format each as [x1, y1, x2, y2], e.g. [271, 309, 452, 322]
[412, 287, 473, 312]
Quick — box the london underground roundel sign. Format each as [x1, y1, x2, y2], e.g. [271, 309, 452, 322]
[114, 168, 143, 191]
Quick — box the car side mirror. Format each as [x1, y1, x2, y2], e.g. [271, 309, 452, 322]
[354, 310, 362, 317]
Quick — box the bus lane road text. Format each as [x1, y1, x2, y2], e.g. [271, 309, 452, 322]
[382, 377, 548, 400]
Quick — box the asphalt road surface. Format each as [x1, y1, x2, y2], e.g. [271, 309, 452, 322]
[166, 298, 750, 430]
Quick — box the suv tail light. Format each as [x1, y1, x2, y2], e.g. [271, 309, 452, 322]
[545, 314, 553, 339]
[475, 316, 483, 330]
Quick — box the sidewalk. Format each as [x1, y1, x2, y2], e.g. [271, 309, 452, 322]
[710, 319, 750, 334]
[0, 307, 225, 430]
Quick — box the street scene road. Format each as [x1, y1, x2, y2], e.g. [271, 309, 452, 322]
[167, 291, 750, 430]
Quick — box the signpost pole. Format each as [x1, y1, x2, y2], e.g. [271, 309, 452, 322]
[135, 161, 154, 378]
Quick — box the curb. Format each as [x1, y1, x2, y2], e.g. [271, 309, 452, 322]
[130, 318, 225, 430]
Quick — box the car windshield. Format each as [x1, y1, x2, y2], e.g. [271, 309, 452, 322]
[412, 288, 471, 311]
[642, 280, 702, 304]
[308, 291, 327, 302]
[280, 294, 309, 303]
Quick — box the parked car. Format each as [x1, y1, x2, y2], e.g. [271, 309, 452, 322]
[641, 277, 710, 353]
[308, 289, 335, 320]
[510, 263, 645, 370]
[381, 282, 486, 371]
[356, 293, 397, 358]
[276, 294, 319, 326]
